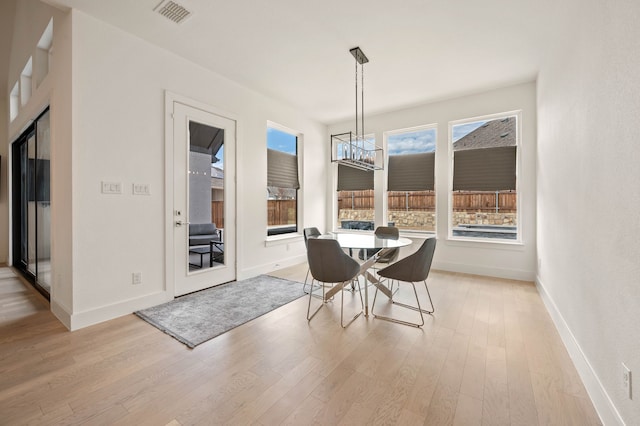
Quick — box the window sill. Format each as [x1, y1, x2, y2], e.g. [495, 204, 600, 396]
[398, 230, 436, 239]
[445, 236, 525, 251]
[264, 233, 304, 247]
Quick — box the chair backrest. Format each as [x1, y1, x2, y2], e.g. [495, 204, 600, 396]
[303, 227, 321, 248]
[189, 223, 217, 236]
[359, 226, 400, 262]
[374, 226, 399, 239]
[377, 238, 436, 282]
[307, 238, 360, 283]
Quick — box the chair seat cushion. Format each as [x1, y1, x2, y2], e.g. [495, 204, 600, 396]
[189, 223, 221, 245]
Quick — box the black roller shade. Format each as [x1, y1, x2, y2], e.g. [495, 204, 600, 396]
[453, 146, 516, 191]
[388, 152, 435, 191]
[267, 148, 299, 189]
[337, 164, 374, 191]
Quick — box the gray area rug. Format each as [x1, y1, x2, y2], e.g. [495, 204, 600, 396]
[135, 275, 305, 348]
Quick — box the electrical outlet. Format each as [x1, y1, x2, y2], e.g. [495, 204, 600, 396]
[132, 272, 142, 285]
[622, 362, 632, 399]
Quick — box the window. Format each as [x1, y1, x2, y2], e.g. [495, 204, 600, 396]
[450, 113, 519, 241]
[20, 57, 33, 107]
[10, 82, 19, 122]
[267, 124, 300, 236]
[386, 126, 437, 232]
[337, 135, 376, 230]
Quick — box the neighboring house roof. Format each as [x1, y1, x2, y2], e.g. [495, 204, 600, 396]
[211, 166, 224, 190]
[211, 166, 224, 179]
[453, 116, 516, 151]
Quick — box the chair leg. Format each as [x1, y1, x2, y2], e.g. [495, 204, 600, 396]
[341, 279, 364, 328]
[302, 268, 310, 293]
[307, 278, 326, 321]
[391, 280, 434, 314]
[423, 280, 435, 314]
[372, 279, 431, 327]
[388, 279, 399, 298]
[305, 269, 327, 300]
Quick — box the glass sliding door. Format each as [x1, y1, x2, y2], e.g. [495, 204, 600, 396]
[35, 110, 51, 290]
[12, 107, 51, 297]
[27, 133, 37, 275]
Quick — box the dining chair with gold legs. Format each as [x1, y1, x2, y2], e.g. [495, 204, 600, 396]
[306, 238, 364, 328]
[371, 238, 436, 327]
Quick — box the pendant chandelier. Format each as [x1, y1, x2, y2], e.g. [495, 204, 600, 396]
[331, 47, 383, 171]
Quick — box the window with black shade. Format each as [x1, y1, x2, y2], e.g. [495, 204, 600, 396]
[267, 124, 300, 236]
[450, 113, 519, 241]
[386, 126, 437, 232]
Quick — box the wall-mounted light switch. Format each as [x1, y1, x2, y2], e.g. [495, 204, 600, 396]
[132, 183, 150, 195]
[101, 181, 122, 194]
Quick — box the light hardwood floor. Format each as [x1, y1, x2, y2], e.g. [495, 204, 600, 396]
[0, 265, 601, 425]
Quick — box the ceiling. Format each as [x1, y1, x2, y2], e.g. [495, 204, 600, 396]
[46, 0, 568, 124]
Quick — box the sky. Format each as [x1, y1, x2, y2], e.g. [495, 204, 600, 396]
[387, 128, 436, 155]
[267, 127, 297, 154]
[213, 145, 224, 169]
[452, 120, 486, 142]
[209, 126, 296, 172]
[215, 121, 483, 169]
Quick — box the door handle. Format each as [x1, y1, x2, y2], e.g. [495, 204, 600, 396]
[175, 220, 190, 227]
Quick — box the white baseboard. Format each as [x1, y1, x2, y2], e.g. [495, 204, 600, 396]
[238, 254, 306, 281]
[69, 291, 172, 331]
[434, 260, 535, 282]
[536, 276, 624, 426]
[51, 299, 72, 330]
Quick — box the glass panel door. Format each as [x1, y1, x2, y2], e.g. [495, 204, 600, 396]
[172, 101, 236, 297]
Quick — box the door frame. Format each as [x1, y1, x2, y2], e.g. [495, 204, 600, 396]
[164, 91, 238, 297]
[10, 106, 51, 300]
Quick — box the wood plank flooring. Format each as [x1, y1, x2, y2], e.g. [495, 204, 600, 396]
[0, 265, 601, 425]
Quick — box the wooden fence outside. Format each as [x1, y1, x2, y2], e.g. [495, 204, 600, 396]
[211, 201, 224, 228]
[267, 199, 297, 226]
[338, 190, 516, 213]
[212, 200, 297, 227]
[213, 191, 516, 227]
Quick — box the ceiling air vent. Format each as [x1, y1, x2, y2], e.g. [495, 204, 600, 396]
[154, 0, 191, 24]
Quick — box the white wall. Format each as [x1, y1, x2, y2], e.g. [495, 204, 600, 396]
[67, 11, 327, 328]
[536, 0, 640, 424]
[0, 0, 17, 265]
[329, 82, 537, 281]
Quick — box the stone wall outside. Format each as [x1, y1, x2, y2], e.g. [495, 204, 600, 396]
[338, 209, 517, 229]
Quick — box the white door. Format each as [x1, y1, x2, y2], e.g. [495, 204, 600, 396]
[172, 101, 236, 296]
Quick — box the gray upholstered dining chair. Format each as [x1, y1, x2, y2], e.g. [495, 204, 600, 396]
[302, 227, 321, 294]
[371, 237, 436, 327]
[306, 238, 363, 328]
[358, 225, 400, 265]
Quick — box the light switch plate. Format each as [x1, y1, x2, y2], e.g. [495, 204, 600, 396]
[132, 183, 150, 196]
[101, 181, 122, 194]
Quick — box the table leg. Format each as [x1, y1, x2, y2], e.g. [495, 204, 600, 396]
[358, 255, 378, 317]
[209, 241, 214, 267]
